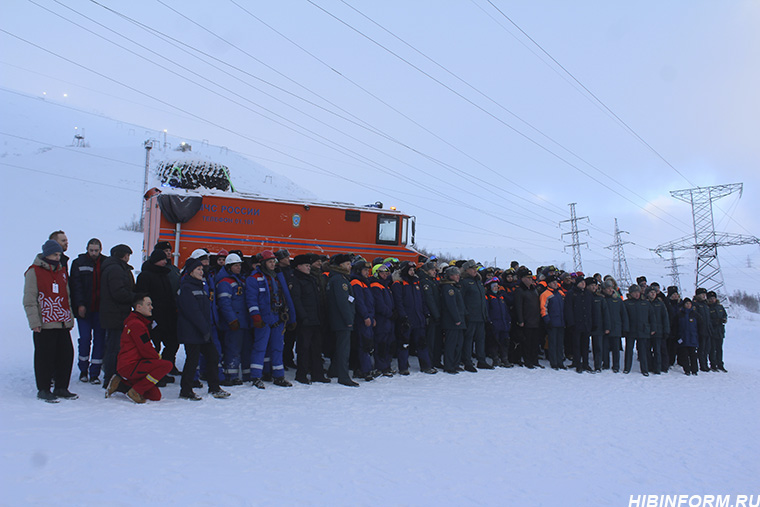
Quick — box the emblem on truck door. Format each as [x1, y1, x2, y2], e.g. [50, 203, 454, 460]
[292, 213, 301, 228]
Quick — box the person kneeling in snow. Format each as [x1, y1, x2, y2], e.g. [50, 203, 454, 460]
[107, 294, 173, 403]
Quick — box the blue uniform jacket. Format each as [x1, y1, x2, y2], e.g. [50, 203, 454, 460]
[177, 275, 212, 344]
[370, 277, 394, 335]
[391, 273, 426, 329]
[486, 292, 511, 332]
[216, 266, 250, 330]
[677, 307, 699, 348]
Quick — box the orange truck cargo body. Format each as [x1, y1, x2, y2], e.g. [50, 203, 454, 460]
[143, 191, 420, 266]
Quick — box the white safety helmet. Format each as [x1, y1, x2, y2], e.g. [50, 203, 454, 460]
[225, 253, 243, 264]
[190, 248, 209, 259]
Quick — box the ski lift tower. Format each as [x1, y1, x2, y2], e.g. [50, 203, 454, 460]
[653, 183, 759, 302]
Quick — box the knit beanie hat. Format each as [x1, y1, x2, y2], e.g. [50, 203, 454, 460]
[42, 239, 63, 257]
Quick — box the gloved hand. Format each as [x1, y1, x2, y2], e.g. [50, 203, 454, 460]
[229, 319, 240, 331]
[361, 335, 374, 353]
[286, 322, 297, 331]
[400, 317, 410, 332]
[203, 332, 211, 342]
[252, 314, 265, 328]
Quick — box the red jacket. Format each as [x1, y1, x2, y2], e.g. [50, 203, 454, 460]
[117, 312, 159, 378]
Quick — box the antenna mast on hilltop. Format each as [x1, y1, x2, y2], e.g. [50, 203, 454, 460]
[560, 202, 588, 272]
[653, 183, 759, 302]
[605, 218, 632, 289]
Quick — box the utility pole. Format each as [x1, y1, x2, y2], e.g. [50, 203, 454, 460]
[560, 203, 589, 272]
[605, 218, 633, 289]
[142, 139, 158, 230]
[653, 183, 759, 303]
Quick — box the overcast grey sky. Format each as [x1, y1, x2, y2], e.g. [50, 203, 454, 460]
[1, 0, 758, 272]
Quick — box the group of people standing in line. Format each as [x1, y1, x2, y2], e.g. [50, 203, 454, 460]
[24, 231, 729, 403]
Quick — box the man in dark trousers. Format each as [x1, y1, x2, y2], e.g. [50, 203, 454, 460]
[602, 280, 628, 372]
[514, 267, 542, 368]
[646, 286, 670, 375]
[290, 254, 330, 384]
[326, 254, 358, 387]
[588, 278, 610, 372]
[69, 238, 107, 384]
[177, 258, 230, 401]
[418, 261, 443, 369]
[276, 249, 298, 370]
[391, 261, 434, 375]
[100, 244, 135, 389]
[707, 291, 728, 372]
[460, 260, 491, 370]
[623, 285, 656, 376]
[565, 277, 595, 373]
[136, 249, 179, 376]
[110, 294, 173, 403]
[439, 266, 466, 374]
[692, 288, 715, 372]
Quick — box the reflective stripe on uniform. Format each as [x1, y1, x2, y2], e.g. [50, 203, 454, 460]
[146, 374, 159, 384]
[248, 306, 259, 312]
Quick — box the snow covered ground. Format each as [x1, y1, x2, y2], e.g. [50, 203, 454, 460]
[1, 319, 758, 506]
[1, 90, 758, 506]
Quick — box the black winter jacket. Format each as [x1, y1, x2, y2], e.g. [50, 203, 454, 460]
[623, 297, 655, 339]
[603, 293, 629, 337]
[460, 273, 489, 323]
[326, 266, 355, 331]
[418, 271, 441, 322]
[99, 256, 135, 329]
[565, 286, 594, 334]
[439, 279, 466, 331]
[514, 280, 541, 328]
[291, 269, 322, 327]
[692, 299, 714, 339]
[136, 261, 176, 328]
[648, 298, 671, 337]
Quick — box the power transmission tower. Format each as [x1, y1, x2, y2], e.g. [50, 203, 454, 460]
[605, 218, 632, 288]
[653, 183, 759, 302]
[560, 203, 588, 272]
[665, 247, 682, 290]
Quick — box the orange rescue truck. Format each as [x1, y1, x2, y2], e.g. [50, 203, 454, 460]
[142, 189, 420, 266]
